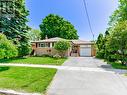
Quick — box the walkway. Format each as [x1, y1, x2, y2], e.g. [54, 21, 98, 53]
[0, 63, 126, 74]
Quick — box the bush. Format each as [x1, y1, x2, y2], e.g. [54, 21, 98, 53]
[0, 34, 18, 59]
[18, 42, 32, 57]
[106, 55, 117, 62]
[54, 40, 70, 57]
[96, 50, 105, 59]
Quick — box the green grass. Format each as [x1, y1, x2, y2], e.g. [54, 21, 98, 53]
[0, 57, 66, 65]
[109, 62, 127, 70]
[0, 66, 57, 93]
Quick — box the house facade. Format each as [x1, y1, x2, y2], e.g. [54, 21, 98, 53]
[31, 37, 96, 57]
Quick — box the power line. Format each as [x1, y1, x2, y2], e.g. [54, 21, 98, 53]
[82, 0, 95, 41]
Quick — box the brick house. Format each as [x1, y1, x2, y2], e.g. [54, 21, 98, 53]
[31, 37, 96, 57]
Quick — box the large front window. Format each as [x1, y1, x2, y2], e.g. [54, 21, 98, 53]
[39, 43, 50, 47]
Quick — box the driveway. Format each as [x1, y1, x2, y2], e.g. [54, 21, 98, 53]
[47, 57, 127, 95]
[63, 57, 111, 68]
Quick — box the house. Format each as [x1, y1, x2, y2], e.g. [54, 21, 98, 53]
[31, 37, 96, 57]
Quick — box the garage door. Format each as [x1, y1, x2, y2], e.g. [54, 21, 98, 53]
[80, 47, 91, 57]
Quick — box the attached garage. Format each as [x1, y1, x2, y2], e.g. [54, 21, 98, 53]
[80, 45, 92, 57]
[71, 40, 96, 57]
[80, 47, 91, 57]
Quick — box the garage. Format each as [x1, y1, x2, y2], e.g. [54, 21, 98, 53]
[71, 40, 95, 57]
[80, 45, 92, 57]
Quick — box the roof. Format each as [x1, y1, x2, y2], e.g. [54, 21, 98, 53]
[31, 37, 93, 45]
[71, 40, 93, 45]
[31, 37, 67, 43]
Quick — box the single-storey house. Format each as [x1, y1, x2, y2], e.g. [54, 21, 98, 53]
[31, 37, 96, 57]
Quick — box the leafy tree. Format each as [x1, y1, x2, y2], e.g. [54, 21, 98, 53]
[54, 40, 70, 57]
[109, 0, 127, 27]
[0, 34, 18, 59]
[106, 21, 127, 65]
[28, 29, 41, 41]
[40, 14, 79, 40]
[96, 0, 127, 65]
[105, 0, 127, 64]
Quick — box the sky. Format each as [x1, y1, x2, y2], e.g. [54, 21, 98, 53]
[25, 0, 118, 41]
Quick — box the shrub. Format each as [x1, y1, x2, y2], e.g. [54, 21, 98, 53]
[0, 34, 18, 59]
[96, 50, 105, 59]
[54, 40, 70, 57]
[18, 42, 32, 57]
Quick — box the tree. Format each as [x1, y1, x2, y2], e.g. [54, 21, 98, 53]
[109, 0, 127, 27]
[106, 21, 127, 65]
[106, 0, 127, 64]
[28, 29, 41, 41]
[96, 33, 105, 58]
[40, 14, 79, 40]
[0, 0, 29, 40]
[0, 0, 31, 57]
[0, 34, 18, 59]
[54, 40, 70, 57]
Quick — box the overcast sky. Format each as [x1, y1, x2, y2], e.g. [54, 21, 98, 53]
[26, 0, 118, 41]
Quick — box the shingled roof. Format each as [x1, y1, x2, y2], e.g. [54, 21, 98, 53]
[31, 37, 67, 43]
[31, 37, 93, 45]
[71, 40, 93, 45]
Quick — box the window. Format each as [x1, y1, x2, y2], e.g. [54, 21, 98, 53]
[39, 43, 50, 47]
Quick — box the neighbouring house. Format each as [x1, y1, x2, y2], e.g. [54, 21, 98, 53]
[31, 37, 96, 57]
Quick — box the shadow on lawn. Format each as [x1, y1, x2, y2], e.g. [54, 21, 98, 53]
[0, 58, 23, 63]
[0, 67, 10, 72]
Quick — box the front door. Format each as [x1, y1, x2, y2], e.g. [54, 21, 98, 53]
[71, 46, 79, 57]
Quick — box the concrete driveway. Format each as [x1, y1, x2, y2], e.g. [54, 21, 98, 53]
[47, 57, 127, 95]
[63, 57, 111, 68]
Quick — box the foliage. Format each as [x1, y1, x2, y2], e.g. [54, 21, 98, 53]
[39, 14, 79, 40]
[109, 0, 127, 27]
[18, 42, 32, 57]
[0, 66, 57, 93]
[54, 40, 70, 57]
[28, 29, 41, 41]
[0, 0, 31, 57]
[96, 30, 118, 62]
[0, 34, 18, 59]
[0, 0, 29, 40]
[96, 33, 105, 58]
[108, 62, 127, 70]
[96, 0, 127, 66]
[106, 21, 127, 65]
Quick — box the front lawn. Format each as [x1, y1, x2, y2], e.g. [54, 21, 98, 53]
[0, 57, 66, 65]
[108, 62, 127, 70]
[0, 66, 57, 93]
